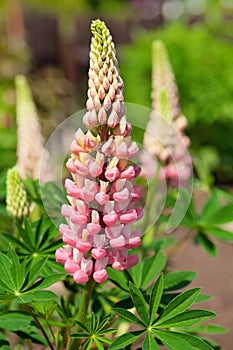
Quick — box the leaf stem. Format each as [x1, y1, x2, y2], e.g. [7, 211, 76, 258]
[70, 277, 96, 350]
[25, 304, 55, 350]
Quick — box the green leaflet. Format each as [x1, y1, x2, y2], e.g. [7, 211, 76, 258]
[142, 332, 159, 350]
[156, 288, 200, 323]
[153, 330, 213, 350]
[129, 282, 148, 325]
[108, 331, 144, 350]
[149, 274, 163, 323]
[154, 310, 215, 328]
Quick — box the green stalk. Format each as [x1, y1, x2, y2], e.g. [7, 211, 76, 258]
[141, 165, 160, 247]
[70, 277, 96, 350]
[166, 229, 195, 259]
[25, 304, 55, 350]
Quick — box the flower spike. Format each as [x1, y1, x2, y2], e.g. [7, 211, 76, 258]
[56, 20, 143, 284]
[142, 40, 191, 185]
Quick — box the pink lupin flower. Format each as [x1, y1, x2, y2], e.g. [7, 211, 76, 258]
[55, 19, 143, 284]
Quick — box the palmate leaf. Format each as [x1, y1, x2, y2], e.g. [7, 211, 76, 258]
[0, 312, 32, 331]
[0, 232, 29, 253]
[149, 274, 163, 323]
[129, 282, 148, 325]
[190, 324, 228, 335]
[7, 246, 28, 293]
[108, 330, 144, 350]
[154, 310, 215, 328]
[195, 233, 217, 257]
[22, 273, 65, 294]
[21, 257, 48, 291]
[152, 330, 213, 350]
[141, 251, 166, 289]
[142, 332, 159, 350]
[156, 288, 200, 323]
[163, 271, 197, 291]
[114, 308, 145, 327]
[200, 202, 233, 226]
[205, 227, 233, 241]
[0, 252, 15, 292]
[107, 267, 128, 291]
[18, 290, 57, 304]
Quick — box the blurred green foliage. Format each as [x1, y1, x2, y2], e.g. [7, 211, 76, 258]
[120, 22, 233, 183]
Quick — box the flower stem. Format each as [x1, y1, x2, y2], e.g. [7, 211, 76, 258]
[141, 165, 160, 247]
[166, 229, 195, 259]
[70, 277, 96, 350]
[25, 304, 55, 350]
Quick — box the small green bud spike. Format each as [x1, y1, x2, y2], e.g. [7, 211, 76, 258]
[15, 75, 44, 180]
[151, 40, 180, 119]
[6, 167, 29, 220]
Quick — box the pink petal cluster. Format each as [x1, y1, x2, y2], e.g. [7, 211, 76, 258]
[55, 20, 143, 284]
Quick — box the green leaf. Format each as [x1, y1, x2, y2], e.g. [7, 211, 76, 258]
[18, 290, 57, 303]
[22, 257, 48, 291]
[206, 227, 233, 241]
[190, 324, 228, 335]
[0, 252, 15, 292]
[23, 274, 65, 293]
[154, 310, 215, 328]
[7, 246, 22, 291]
[196, 233, 217, 257]
[83, 339, 92, 350]
[0, 313, 32, 331]
[156, 288, 200, 323]
[200, 203, 233, 226]
[114, 308, 145, 327]
[0, 294, 17, 304]
[108, 331, 144, 350]
[0, 232, 29, 253]
[201, 195, 219, 220]
[94, 338, 105, 350]
[141, 251, 166, 289]
[70, 332, 89, 339]
[153, 330, 213, 349]
[107, 267, 128, 291]
[196, 294, 212, 303]
[164, 271, 197, 291]
[142, 332, 159, 350]
[16, 220, 34, 251]
[0, 332, 11, 349]
[149, 274, 163, 324]
[129, 282, 148, 325]
[129, 251, 143, 287]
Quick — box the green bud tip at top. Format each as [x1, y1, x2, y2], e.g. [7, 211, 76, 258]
[91, 19, 111, 46]
[6, 167, 29, 220]
[151, 39, 181, 120]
